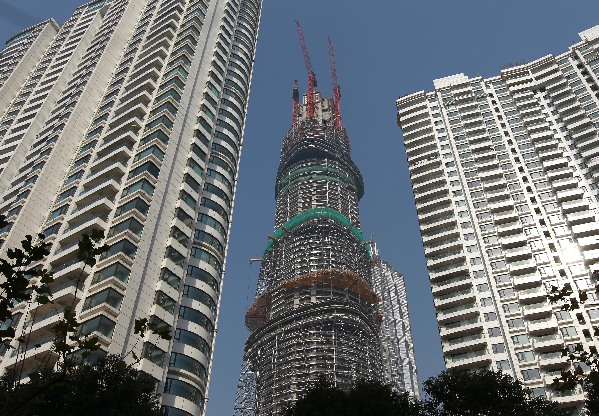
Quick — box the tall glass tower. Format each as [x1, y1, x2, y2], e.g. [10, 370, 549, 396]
[371, 243, 420, 398]
[0, 1, 263, 415]
[236, 87, 383, 415]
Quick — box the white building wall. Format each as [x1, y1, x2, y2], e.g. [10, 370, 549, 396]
[0, 20, 59, 117]
[397, 25, 599, 414]
[0, 1, 263, 415]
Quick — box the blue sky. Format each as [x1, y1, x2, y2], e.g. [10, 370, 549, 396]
[0, 0, 598, 414]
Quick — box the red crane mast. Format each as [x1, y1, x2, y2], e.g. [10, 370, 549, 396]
[291, 80, 299, 129]
[328, 37, 342, 129]
[295, 20, 316, 119]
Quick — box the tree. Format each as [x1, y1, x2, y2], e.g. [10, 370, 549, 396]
[548, 279, 599, 412]
[423, 369, 568, 416]
[0, 214, 169, 414]
[0, 355, 160, 416]
[284, 377, 423, 416]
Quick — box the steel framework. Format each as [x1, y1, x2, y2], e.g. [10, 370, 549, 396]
[234, 93, 383, 416]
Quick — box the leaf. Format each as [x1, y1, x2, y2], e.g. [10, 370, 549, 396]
[77, 230, 109, 267]
[28, 372, 41, 382]
[39, 271, 54, 284]
[36, 295, 49, 304]
[115, 360, 127, 371]
[0, 327, 15, 339]
[134, 318, 148, 337]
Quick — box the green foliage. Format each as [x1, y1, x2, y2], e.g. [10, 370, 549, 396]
[284, 377, 423, 416]
[135, 317, 172, 341]
[547, 276, 599, 412]
[76, 228, 108, 268]
[423, 369, 568, 416]
[0, 215, 53, 344]
[286, 371, 567, 416]
[0, 219, 166, 414]
[0, 355, 160, 416]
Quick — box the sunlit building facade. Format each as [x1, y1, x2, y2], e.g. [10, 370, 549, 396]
[371, 243, 420, 398]
[397, 26, 599, 412]
[0, 0, 262, 415]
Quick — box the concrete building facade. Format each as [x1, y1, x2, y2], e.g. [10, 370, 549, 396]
[0, 0, 262, 415]
[397, 25, 599, 413]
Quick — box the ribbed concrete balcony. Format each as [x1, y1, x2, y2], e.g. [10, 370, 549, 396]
[561, 198, 589, 214]
[409, 163, 443, 182]
[434, 286, 476, 309]
[518, 285, 547, 303]
[556, 187, 584, 203]
[532, 333, 564, 351]
[432, 274, 472, 297]
[446, 349, 491, 370]
[521, 302, 552, 319]
[542, 157, 569, 170]
[572, 222, 599, 238]
[526, 317, 558, 335]
[512, 273, 542, 289]
[443, 332, 487, 353]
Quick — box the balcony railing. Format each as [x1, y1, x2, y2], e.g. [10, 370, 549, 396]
[447, 333, 485, 345]
[437, 287, 471, 301]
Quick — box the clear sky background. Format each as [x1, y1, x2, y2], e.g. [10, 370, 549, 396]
[0, 0, 598, 414]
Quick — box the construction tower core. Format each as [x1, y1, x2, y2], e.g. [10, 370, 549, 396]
[236, 92, 383, 415]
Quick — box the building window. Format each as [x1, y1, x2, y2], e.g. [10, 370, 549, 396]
[512, 334, 529, 345]
[555, 311, 572, 321]
[516, 350, 535, 363]
[502, 303, 519, 313]
[488, 327, 501, 337]
[492, 343, 506, 353]
[507, 318, 524, 329]
[163, 378, 204, 407]
[521, 368, 541, 381]
[496, 360, 510, 371]
[560, 326, 578, 338]
[484, 312, 497, 322]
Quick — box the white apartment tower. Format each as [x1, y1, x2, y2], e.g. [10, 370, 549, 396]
[397, 26, 599, 413]
[0, 0, 262, 415]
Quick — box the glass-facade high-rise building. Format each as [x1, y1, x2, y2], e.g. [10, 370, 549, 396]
[397, 25, 599, 412]
[371, 243, 420, 398]
[0, 0, 262, 415]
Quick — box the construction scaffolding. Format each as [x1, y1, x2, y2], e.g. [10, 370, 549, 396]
[233, 92, 384, 416]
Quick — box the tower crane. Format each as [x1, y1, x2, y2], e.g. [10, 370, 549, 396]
[292, 80, 299, 129]
[328, 37, 342, 129]
[295, 20, 317, 119]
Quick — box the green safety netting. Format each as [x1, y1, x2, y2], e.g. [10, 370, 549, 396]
[263, 207, 371, 257]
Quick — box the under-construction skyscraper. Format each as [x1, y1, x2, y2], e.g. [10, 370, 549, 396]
[234, 32, 383, 415]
